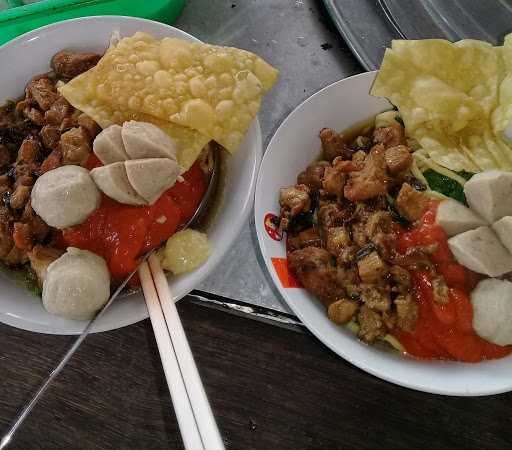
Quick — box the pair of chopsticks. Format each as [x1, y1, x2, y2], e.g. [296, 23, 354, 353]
[139, 254, 225, 450]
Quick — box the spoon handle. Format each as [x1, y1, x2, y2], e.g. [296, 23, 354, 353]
[0, 252, 151, 449]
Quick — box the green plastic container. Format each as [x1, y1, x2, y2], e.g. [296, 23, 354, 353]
[0, 0, 185, 45]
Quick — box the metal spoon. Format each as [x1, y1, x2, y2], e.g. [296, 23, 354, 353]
[0, 147, 220, 449]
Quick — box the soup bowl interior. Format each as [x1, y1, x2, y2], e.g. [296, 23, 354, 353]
[254, 71, 512, 396]
[0, 16, 261, 334]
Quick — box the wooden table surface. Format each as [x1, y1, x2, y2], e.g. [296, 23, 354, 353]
[1, 299, 511, 450]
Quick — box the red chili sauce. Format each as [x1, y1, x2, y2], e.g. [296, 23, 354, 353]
[393, 201, 512, 362]
[61, 155, 208, 281]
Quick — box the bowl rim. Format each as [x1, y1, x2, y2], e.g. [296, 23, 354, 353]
[254, 70, 512, 396]
[0, 15, 263, 334]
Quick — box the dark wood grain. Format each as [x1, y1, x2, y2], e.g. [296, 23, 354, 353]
[1, 299, 512, 450]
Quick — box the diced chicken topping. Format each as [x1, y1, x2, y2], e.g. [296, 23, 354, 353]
[344, 144, 390, 201]
[51, 51, 102, 79]
[44, 96, 73, 126]
[384, 145, 412, 174]
[279, 184, 311, 219]
[10, 185, 31, 210]
[40, 125, 61, 151]
[318, 203, 347, 231]
[395, 183, 430, 222]
[357, 251, 388, 284]
[360, 285, 391, 312]
[288, 227, 322, 250]
[0, 144, 11, 168]
[328, 298, 359, 324]
[17, 136, 41, 163]
[288, 247, 344, 306]
[373, 124, 406, 148]
[297, 162, 328, 191]
[25, 77, 59, 111]
[319, 127, 353, 161]
[77, 113, 101, 139]
[322, 161, 346, 197]
[60, 127, 92, 166]
[27, 245, 65, 287]
[325, 226, 351, 257]
[358, 305, 387, 343]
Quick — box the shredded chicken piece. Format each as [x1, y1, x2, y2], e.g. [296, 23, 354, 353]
[344, 144, 390, 201]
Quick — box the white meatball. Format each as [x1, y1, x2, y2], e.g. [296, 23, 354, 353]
[121, 121, 178, 160]
[447, 226, 512, 277]
[471, 278, 512, 346]
[464, 170, 512, 223]
[91, 162, 146, 205]
[42, 248, 110, 320]
[125, 158, 181, 205]
[93, 124, 129, 165]
[492, 216, 512, 254]
[31, 165, 101, 229]
[435, 198, 486, 237]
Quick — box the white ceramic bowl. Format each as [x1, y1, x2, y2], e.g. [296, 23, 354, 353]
[254, 71, 512, 396]
[0, 16, 262, 334]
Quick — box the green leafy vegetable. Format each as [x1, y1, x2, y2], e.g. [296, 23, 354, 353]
[424, 169, 474, 204]
[394, 115, 404, 127]
[0, 263, 41, 297]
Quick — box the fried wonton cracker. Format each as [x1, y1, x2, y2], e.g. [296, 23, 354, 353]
[64, 32, 278, 153]
[371, 36, 512, 172]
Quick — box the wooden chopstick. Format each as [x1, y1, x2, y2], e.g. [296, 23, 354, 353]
[139, 261, 205, 450]
[147, 254, 225, 450]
